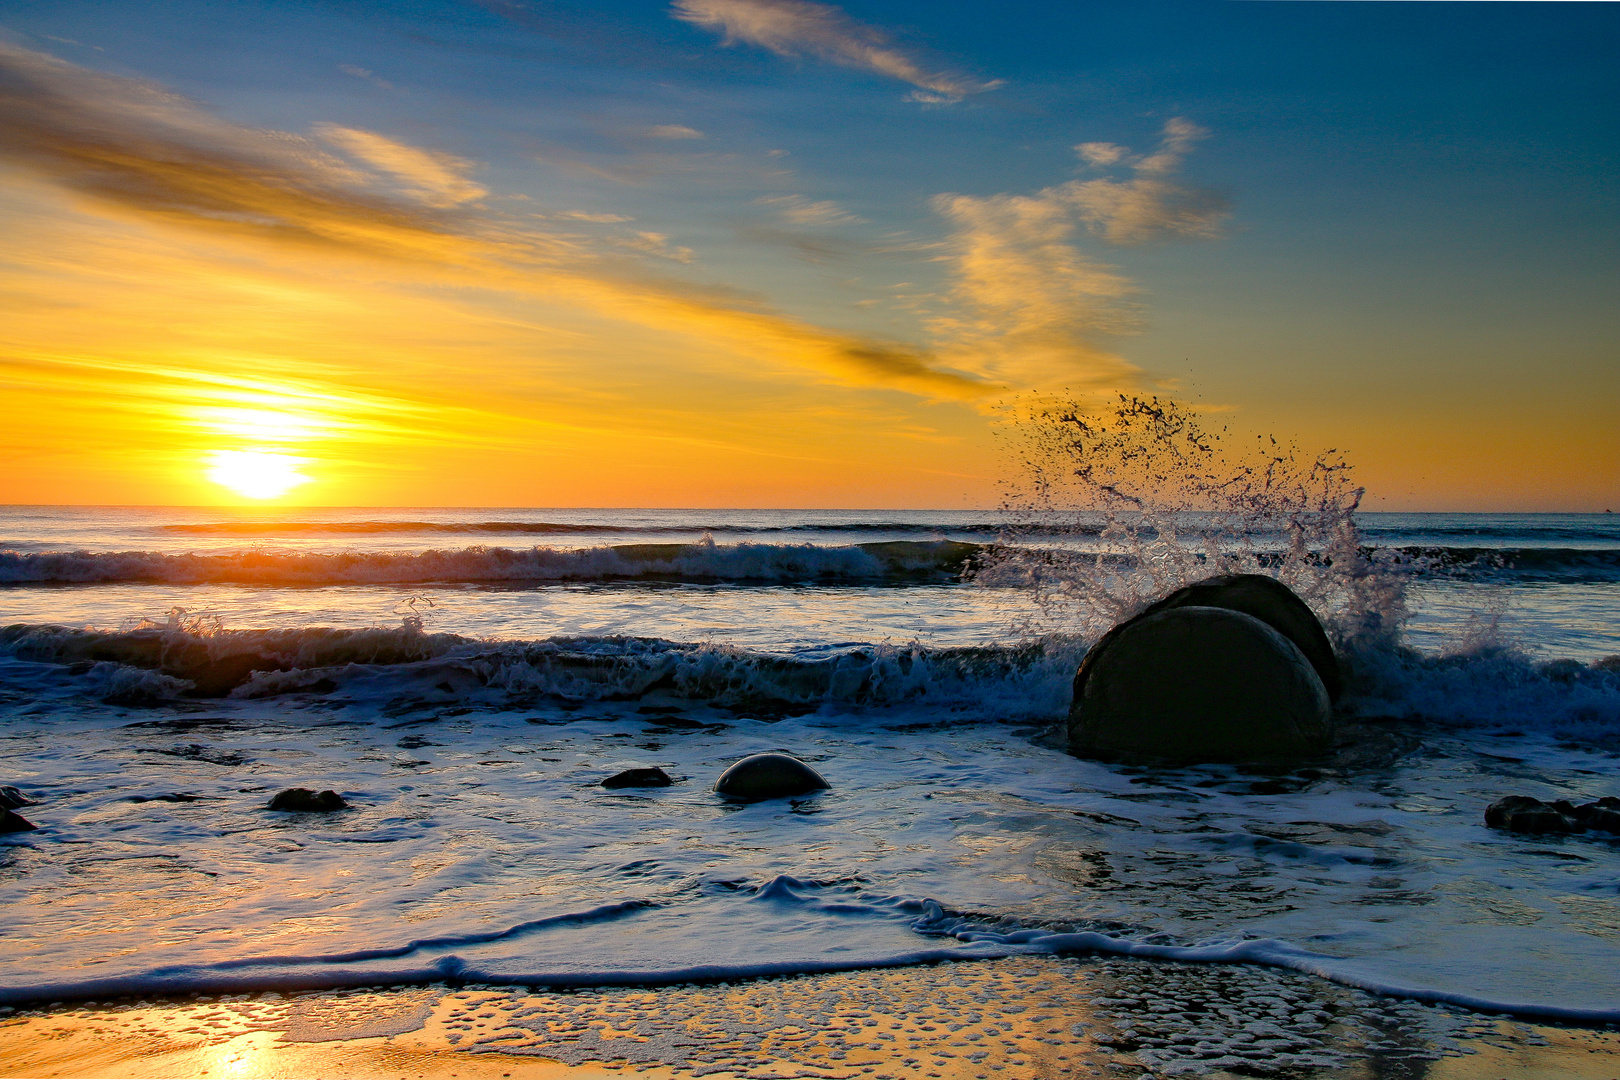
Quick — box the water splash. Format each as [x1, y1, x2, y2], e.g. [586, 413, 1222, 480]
[978, 394, 1407, 655]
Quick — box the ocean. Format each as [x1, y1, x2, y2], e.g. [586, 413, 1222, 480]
[1, 505, 1617, 1025]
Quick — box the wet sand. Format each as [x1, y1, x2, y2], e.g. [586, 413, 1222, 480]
[2, 956, 1616, 1080]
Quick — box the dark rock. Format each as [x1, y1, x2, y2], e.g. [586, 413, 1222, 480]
[1069, 606, 1332, 765]
[1485, 795, 1581, 834]
[267, 788, 349, 812]
[128, 793, 204, 803]
[602, 767, 673, 789]
[1568, 797, 1620, 834]
[176, 652, 286, 698]
[1076, 574, 1341, 702]
[714, 753, 829, 800]
[0, 807, 37, 832]
[0, 785, 37, 810]
[1584, 808, 1620, 834]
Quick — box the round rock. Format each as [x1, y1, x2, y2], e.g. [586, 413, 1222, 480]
[713, 753, 829, 800]
[602, 767, 672, 789]
[1077, 574, 1340, 703]
[268, 788, 349, 812]
[1069, 605, 1332, 764]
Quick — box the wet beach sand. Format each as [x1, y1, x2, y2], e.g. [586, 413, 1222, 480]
[3, 956, 1616, 1080]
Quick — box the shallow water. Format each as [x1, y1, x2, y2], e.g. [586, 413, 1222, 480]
[2, 507, 1618, 1018]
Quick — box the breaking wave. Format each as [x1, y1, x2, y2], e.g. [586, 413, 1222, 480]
[2, 618, 1615, 736]
[2, 539, 1612, 588]
[0, 621, 1086, 718]
[151, 520, 1012, 537]
[0, 539, 983, 587]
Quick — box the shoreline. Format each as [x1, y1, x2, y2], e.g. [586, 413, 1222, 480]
[3, 955, 1617, 1080]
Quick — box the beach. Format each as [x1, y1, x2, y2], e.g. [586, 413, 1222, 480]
[4, 956, 1619, 1080]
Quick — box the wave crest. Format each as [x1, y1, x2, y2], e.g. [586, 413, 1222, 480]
[0, 539, 983, 586]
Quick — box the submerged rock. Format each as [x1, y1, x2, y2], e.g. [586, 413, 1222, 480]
[0, 807, 37, 832]
[267, 788, 349, 812]
[714, 753, 829, 800]
[0, 785, 37, 810]
[1069, 605, 1332, 764]
[1487, 795, 1620, 835]
[1573, 796, 1620, 834]
[602, 767, 673, 789]
[1486, 796, 1580, 834]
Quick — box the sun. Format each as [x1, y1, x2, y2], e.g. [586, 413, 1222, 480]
[205, 449, 313, 500]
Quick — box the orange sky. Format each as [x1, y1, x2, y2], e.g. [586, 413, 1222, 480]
[1, 8, 1615, 510]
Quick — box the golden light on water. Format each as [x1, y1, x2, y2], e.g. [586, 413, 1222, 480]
[205, 449, 313, 499]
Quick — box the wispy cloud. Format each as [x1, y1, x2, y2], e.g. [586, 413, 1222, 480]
[755, 193, 864, 225]
[928, 120, 1228, 391]
[930, 188, 1141, 392]
[1068, 118, 1229, 245]
[0, 43, 991, 401]
[645, 124, 704, 139]
[672, 0, 1000, 102]
[337, 63, 394, 90]
[314, 124, 486, 207]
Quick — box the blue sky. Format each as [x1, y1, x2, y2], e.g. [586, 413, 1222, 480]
[0, 0, 1614, 507]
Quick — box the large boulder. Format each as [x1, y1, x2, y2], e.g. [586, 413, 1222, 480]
[714, 753, 829, 800]
[1069, 605, 1332, 764]
[1077, 574, 1341, 703]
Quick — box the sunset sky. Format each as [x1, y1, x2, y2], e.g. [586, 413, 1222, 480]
[0, 0, 1615, 509]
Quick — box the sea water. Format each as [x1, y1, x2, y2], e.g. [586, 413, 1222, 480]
[1, 506, 1617, 1020]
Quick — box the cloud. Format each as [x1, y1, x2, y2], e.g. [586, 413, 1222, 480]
[927, 121, 1227, 390]
[645, 124, 704, 139]
[755, 193, 864, 225]
[552, 210, 634, 223]
[1068, 118, 1228, 245]
[672, 0, 1000, 102]
[612, 230, 695, 262]
[930, 188, 1141, 392]
[338, 63, 394, 90]
[315, 124, 486, 207]
[1075, 142, 1125, 168]
[0, 43, 991, 401]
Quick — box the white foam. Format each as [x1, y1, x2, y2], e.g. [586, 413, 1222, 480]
[2, 698, 1618, 1020]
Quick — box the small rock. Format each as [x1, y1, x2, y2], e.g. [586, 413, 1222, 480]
[0, 786, 37, 810]
[1485, 795, 1581, 834]
[602, 767, 673, 789]
[714, 753, 829, 800]
[1568, 796, 1620, 834]
[128, 793, 204, 803]
[0, 807, 37, 833]
[267, 788, 348, 812]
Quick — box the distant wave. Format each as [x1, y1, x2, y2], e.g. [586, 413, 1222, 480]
[1365, 526, 1620, 543]
[1, 540, 1615, 586]
[154, 520, 1009, 537]
[1385, 546, 1620, 582]
[0, 540, 985, 587]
